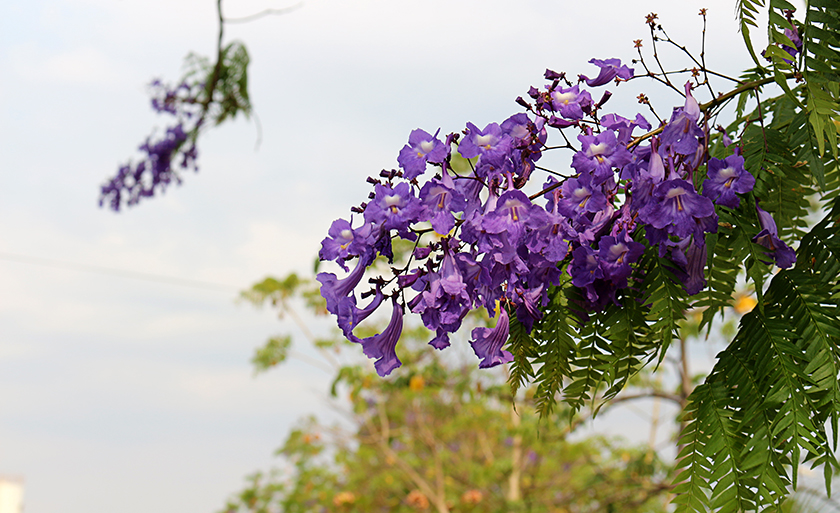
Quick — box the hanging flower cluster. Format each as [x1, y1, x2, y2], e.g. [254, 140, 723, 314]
[317, 58, 795, 376]
[99, 79, 205, 211]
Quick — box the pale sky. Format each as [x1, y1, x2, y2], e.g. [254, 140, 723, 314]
[0, 1, 760, 512]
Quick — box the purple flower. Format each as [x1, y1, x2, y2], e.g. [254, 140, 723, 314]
[598, 234, 645, 287]
[511, 284, 546, 333]
[558, 173, 608, 220]
[360, 299, 404, 377]
[363, 182, 421, 237]
[639, 179, 715, 239]
[411, 249, 472, 338]
[458, 122, 512, 167]
[470, 307, 514, 368]
[397, 128, 449, 180]
[316, 253, 373, 315]
[501, 113, 545, 148]
[319, 218, 375, 269]
[429, 329, 451, 350]
[601, 113, 651, 145]
[571, 131, 631, 184]
[337, 287, 385, 342]
[660, 83, 703, 156]
[702, 155, 755, 208]
[100, 124, 197, 211]
[753, 202, 796, 268]
[526, 210, 572, 262]
[658, 235, 708, 295]
[550, 85, 592, 120]
[778, 26, 803, 63]
[418, 172, 467, 235]
[680, 240, 708, 295]
[569, 245, 603, 288]
[482, 190, 549, 245]
[580, 58, 634, 87]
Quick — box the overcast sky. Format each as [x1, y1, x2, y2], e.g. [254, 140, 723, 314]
[0, 1, 772, 512]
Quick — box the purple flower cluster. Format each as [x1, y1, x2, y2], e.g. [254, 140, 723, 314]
[100, 79, 204, 211]
[317, 59, 794, 376]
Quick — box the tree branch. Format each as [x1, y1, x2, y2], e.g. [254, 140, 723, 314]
[223, 2, 303, 24]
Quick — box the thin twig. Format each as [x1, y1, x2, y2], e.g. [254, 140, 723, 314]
[223, 2, 303, 24]
[699, 10, 716, 98]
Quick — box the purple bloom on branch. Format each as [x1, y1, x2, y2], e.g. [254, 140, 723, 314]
[100, 124, 197, 211]
[598, 234, 645, 287]
[660, 83, 703, 156]
[500, 113, 545, 147]
[666, 236, 708, 296]
[777, 26, 803, 63]
[337, 287, 385, 342]
[558, 173, 608, 220]
[569, 246, 603, 288]
[571, 131, 631, 184]
[580, 58, 634, 87]
[364, 182, 421, 237]
[319, 218, 375, 269]
[419, 172, 466, 235]
[550, 85, 592, 120]
[397, 128, 449, 180]
[317, 252, 373, 315]
[470, 307, 514, 369]
[411, 248, 472, 341]
[482, 190, 549, 245]
[601, 113, 651, 145]
[639, 179, 715, 239]
[753, 202, 796, 268]
[360, 299, 405, 377]
[702, 154, 755, 208]
[458, 122, 512, 167]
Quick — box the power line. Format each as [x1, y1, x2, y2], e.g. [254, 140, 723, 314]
[0, 251, 241, 293]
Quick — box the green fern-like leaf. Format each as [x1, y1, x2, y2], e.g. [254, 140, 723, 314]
[561, 301, 608, 414]
[639, 252, 689, 361]
[532, 286, 577, 417]
[506, 308, 537, 397]
[736, 0, 767, 66]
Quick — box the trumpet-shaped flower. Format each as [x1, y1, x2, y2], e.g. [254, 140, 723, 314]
[397, 128, 449, 180]
[470, 307, 514, 368]
[360, 299, 405, 377]
[753, 202, 796, 268]
[580, 58, 634, 87]
[702, 154, 755, 208]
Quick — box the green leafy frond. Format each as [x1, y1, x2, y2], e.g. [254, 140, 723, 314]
[765, 0, 799, 72]
[771, 271, 840, 463]
[532, 286, 577, 417]
[697, 217, 750, 329]
[673, 381, 750, 513]
[213, 41, 252, 124]
[672, 393, 712, 513]
[736, 0, 767, 66]
[804, 2, 840, 159]
[798, 213, 840, 283]
[639, 252, 689, 361]
[674, 306, 795, 512]
[674, 209, 840, 512]
[596, 288, 656, 403]
[722, 348, 790, 508]
[561, 299, 608, 414]
[743, 119, 816, 240]
[252, 335, 292, 373]
[506, 308, 538, 397]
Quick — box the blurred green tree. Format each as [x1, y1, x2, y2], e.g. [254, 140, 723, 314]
[221, 268, 717, 513]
